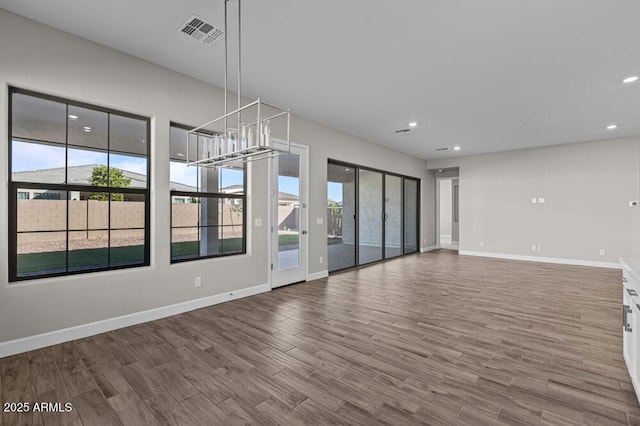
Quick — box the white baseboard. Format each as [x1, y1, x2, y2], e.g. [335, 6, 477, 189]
[459, 250, 622, 269]
[421, 245, 438, 253]
[0, 283, 270, 358]
[440, 243, 459, 250]
[307, 270, 329, 281]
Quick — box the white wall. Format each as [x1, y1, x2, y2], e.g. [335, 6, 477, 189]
[0, 10, 428, 346]
[428, 137, 640, 265]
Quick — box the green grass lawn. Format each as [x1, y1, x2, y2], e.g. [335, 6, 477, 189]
[172, 235, 297, 258]
[278, 234, 299, 245]
[18, 234, 300, 275]
[17, 245, 145, 276]
[171, 238, 243, 258]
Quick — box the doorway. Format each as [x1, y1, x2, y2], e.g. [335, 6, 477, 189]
[271, 142, 308, 288]
[437, 176, 459, 251]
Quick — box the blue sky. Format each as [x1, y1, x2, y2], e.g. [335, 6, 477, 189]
[12, 141, 147, 175]
[327, 182, 342, 202]
[13, 140, 326, 198]
[170, 162, 245, 189]
[279, 176, 299, 196]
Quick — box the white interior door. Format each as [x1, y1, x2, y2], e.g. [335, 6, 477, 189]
[271, 142, 308, 288]
[452, 178, 460, 244]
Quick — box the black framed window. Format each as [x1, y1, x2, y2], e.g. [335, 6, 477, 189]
[8, 88, 150, 281]
[170, 123, 246, 262]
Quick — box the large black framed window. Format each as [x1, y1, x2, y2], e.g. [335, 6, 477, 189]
[169, 123, 246, 262]
[8, 88, 150, 281]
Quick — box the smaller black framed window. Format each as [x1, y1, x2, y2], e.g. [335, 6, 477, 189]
[8, 88, 151, 281]
[169, 123, 247, 262]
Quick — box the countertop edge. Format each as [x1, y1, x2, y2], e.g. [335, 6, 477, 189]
[621, 257, 640, 286]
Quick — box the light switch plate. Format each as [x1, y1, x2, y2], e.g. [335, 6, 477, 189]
[255, 218, 263, 227]
[316, 217, 323, 225]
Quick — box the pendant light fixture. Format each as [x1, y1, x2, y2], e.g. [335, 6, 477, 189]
[187, 0, 291, 169]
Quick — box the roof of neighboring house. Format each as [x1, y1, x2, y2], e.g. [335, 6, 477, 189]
[278, 192, 299, 203]
[183, 183, 298, 201]
[221, 184, 244, 193]
[13, 164, 196, 192]
[13, 165, 300, 200]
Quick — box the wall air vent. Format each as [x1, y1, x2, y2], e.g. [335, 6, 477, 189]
[436, 147, 449, 151]
[178, 15, 224, 46]
[394, 128, 412, 134]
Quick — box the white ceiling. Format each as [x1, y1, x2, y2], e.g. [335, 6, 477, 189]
[1, 0, 639, 160]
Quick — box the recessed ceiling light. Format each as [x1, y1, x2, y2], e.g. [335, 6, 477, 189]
[83, 126, 92, 132]
[345, 168, 350, 172]
[68, 114, 78, 120]
[408, 122, 417, 128]
[176, 153, 184, 157]
[623, 76, 639, 84]
[606, 124, 619, 130]
[454, 146, 461, 151]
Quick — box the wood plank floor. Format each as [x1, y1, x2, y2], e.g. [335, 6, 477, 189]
[2, 250, 639, 425]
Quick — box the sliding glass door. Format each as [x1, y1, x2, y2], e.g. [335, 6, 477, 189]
[385, 175, 403, 258]
[327, 160, 419, 272]
[404, 178, 419, 253]
[327, 163, 356, 271]
[358, 169, 383, 264]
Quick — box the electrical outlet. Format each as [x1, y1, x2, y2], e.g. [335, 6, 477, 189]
[538, 197, 546, 204]
[537, 245, 542, 252]
[194, 276, 202, 287]
[319, 256, 324, 264]
[630, 201, 638, 207]
[599, 249, 606, 256]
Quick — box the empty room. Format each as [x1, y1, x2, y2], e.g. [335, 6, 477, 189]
[1, 0, 640, 425]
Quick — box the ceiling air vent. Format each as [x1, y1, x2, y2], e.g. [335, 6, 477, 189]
[436, 147, 449, 151]
[178, 15, 224, 46]
[394, 128, 412, 134]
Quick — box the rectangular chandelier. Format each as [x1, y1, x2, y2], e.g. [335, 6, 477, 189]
[186, 0, 291, 169]
[187, 99, 290, 168]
